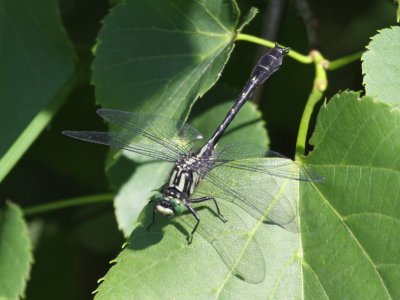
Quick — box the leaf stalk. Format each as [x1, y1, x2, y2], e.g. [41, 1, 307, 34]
[23, 193, 114, 216]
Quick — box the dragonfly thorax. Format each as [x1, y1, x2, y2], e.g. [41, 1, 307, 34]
[165, 153, 207, 198]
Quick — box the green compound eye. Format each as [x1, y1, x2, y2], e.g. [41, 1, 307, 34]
[170, 199, 185, 215]
[150, 192, 163, 203]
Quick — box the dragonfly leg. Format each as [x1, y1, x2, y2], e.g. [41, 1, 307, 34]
[185, 204, 200, 244]
[190, 196, 227, 223]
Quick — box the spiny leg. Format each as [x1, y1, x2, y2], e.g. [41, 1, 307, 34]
[190, 196, 227, 223]
[185, 204, 200, 244]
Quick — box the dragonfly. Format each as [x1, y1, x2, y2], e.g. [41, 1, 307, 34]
[64, 43, 320, 238]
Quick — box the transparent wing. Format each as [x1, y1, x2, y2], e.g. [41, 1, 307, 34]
[97, 109, 203, 155]
[179, 201, 266, 284]
[63, 109, 204, 162]
[195, 156, 309, 232]
[214, 143, 324, 182]
[215, 142, 269, 160]
[62, 131, 180, 162]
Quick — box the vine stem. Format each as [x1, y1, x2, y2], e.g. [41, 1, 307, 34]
[23, 193, 114, 216]
[295, 50, 327, 161]
[0, 64, 88, 184]
[236, 33, 313, 64]
[328, 51, 363, 70]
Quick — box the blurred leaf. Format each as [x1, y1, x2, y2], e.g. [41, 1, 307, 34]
[74, 208, 124, 254]
[0, 0, 76, 183]
[0, 202, 32, 299]
[303, 91, 400, 298]
[397, 0, 400, 22]
[362, 26, 400, 105]
[92, 0, 247, 119]
[26, 223, 82, 300]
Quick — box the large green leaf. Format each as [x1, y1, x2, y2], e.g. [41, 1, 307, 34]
[302, 91, 400, 298]
[0, 0, 76, 182]
[0, 202, 32, 299]
[362, 26, 400, 105]
[92, 0, 247, 119]
[95, 101, 304, 299]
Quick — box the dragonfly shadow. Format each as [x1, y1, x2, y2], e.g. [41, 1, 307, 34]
[127, 204, 224, 250]
[171, 205, 223, 240]
[123, 221, 168, 251]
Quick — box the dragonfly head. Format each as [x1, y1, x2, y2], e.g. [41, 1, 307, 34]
[150, 193, 185, 216]
[151, 192, 173, 216]
[170, 198, 185, 215]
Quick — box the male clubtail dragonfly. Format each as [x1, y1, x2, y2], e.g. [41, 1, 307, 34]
[64, 44, 322, 282]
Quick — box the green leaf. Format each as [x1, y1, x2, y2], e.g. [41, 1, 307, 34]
[397, 0, 400, 23]
[95, 99, 306, 298]
[303, 91, 400, 298]
[191, 100, 269, 149]
[0, 202, 32, 299]
[113, 160, 172, 237]
[0, 0, 77, 183]
[92, 0, 240, 119]
[237, 7, 258, 32]
[362, 26, 400, 105]
[95, 206, 301, 299]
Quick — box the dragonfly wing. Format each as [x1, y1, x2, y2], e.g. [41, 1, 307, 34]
[62, 131, 180, 162]
[97, 109, 203, 154]
[216, 142, 268, 160]
[179, 202, 266, 284]
[195, 157, 303, 232]
[215, 143, 323, 182]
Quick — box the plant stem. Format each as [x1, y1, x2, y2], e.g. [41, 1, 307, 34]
[295, 50, 327, 161]
[23, 193, 114, 216]
[235, 33, 313, 64]
[328, 51, 363, 70]
[0, 65, 88, 184]
[237, 33, 363, 161]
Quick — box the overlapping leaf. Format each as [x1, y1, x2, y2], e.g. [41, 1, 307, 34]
[362, 26, 400, 105]
[92, 0, 250, 119]
[0, 202, 32, 299]
[302, 91, 400, 298]
[0, 0, 76, 182]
